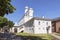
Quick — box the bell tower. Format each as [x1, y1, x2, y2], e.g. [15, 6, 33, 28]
[29, 8, 33, 17]
[24, 6, 33, 17]
[24, 6, 29, 16]
[24, 6, 34, 22]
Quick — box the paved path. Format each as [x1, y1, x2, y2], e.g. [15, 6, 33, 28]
[50, 33, 60, 40]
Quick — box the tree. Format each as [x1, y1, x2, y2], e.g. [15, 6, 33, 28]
[0, 16, 8, 32]
[0, 16, 8, 27]
[8, 20, 14, 28]
[0, 0, 15, 32]
[0, 17, 14, 32]
[0, 0, 16, 17]
[7, 20, 14, 32]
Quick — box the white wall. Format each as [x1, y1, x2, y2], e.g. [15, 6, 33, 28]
[11, 27, 24, 33]
[18, 6, 33, 26]
[11, 27, 15, 32]
[24, 20, 34, 34]
[18, 16, 33, 26]
[34, 19, 52, 34]
[24, 16, 33, 23]
[18, 17, 25, 26]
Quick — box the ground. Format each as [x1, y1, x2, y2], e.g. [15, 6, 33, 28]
[55, 33, 60, 36]
[15, 33, 52, 40]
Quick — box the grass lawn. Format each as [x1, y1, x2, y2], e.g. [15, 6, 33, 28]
[15, 33, 52, 40]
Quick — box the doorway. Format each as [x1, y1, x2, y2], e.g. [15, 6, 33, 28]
[14, 28, 17, 33]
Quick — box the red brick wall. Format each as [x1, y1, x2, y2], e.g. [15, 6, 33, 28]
[52, 22, 56, 32]
[56, 21, 60, 33]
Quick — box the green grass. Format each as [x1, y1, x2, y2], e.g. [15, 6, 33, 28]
[15, 33, 52, 40]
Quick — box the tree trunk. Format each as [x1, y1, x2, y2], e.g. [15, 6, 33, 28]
[0, 27, 1, 32]
[0, 28, 3, 33]
[9, 28, 12, 33]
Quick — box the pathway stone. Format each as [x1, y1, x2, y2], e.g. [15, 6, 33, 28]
[50, 33, 60, 40]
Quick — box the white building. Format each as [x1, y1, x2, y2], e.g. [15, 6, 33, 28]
[12, 6, 52, 34]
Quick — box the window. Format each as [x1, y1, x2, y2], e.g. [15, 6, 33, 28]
[46, 26, 50, 30]
[32, 28, 33, 30]
[25, 13, 29, 16]
[29, 28, 31, 30]
[46, 22, 48, 25]
[59, 28, 60, 32]
[31, 22, 33, 24]
[43, 28, 45, 30]
[29, 28, 33, 30]
[39, 28, 40, 29]
[43, 21, 44, 23]
[20, 27, 23, 29]
[38, 21, 40, 25]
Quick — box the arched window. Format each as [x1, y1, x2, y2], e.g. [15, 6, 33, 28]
[14, 28, 17, 33]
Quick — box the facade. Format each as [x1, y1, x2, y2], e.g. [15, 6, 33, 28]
[11, 26, 24, 33]
[23, 18, 52, 34]
[17, 6, 52, 34]
[52, 17, 60, 33]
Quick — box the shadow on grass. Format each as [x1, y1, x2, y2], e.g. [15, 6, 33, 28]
[16, 35, 48, 40]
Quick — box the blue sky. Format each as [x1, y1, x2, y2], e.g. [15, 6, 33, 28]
[5, 0, 60, 23]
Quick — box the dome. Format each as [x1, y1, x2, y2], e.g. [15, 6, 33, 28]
[30, 8, 33, 10]
[25, 6, 28, 9]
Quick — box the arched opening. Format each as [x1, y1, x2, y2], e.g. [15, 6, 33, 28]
[14, 28, 17, 33]
[21, 30, 24, 33]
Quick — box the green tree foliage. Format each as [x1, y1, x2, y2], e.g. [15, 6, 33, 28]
[0, 0, 15, 32]
[7, 21, 14, 32]
[0, 16, 8, 28]
[0, 16, 8, 32]
[0, 0, 16, 16]
[7, 20, 14, 28]
[0, 16, 14, 31]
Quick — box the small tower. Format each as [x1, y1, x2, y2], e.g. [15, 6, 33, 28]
[24, 6, 29, 16]
[42, 16, 45, 18]
[24, 6, 34, 22]
[24, 6, 33, 17]
[29, 8, 34, 17]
